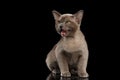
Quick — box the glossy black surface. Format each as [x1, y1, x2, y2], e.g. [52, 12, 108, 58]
[46, 73, 89, 80]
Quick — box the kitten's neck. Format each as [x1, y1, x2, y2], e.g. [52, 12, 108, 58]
[62, 30, 84, 40]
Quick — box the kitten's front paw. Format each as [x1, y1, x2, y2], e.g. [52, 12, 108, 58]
[78, 72, 89, 78]
[52, 69, 60, 74]
[61, 71, 71, 77]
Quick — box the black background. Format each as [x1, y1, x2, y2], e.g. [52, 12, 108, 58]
[10, 0, 118, 80]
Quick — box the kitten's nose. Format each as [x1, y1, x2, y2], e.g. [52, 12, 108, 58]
[60, 26, 63, 29]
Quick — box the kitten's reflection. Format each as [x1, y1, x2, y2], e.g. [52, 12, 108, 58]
[46, 73, 89, 80]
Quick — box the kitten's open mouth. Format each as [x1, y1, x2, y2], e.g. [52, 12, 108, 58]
[60, 29, 67, 37]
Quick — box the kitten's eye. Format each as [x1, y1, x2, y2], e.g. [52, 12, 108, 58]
[57, 20, 60, 23]
[65, 21, 70, 23]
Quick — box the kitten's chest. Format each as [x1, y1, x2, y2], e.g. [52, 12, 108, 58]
[62, 38, 81, 52]
[64, 51, 80, 65]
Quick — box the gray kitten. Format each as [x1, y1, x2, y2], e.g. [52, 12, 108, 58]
[46, 10, 89, 78]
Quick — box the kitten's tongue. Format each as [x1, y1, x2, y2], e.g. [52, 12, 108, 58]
[60, 30, 66, 37]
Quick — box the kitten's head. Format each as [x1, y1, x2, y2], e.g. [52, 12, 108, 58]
[52, 10, 84, 37]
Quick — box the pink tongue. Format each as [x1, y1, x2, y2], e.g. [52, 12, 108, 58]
[61, 31, 66, 36]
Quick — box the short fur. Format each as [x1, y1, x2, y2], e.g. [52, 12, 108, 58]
[46, 10, 89, 77]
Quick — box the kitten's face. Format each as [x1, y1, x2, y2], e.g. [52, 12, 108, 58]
[56, 14, 78, 37]
[52, 10, 84, 37]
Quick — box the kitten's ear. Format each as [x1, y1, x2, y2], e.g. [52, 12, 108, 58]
[74, 10, 84, 24]
[52, 10, 61, 20]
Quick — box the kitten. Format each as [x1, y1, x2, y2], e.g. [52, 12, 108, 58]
[46, 10, 89, 77]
